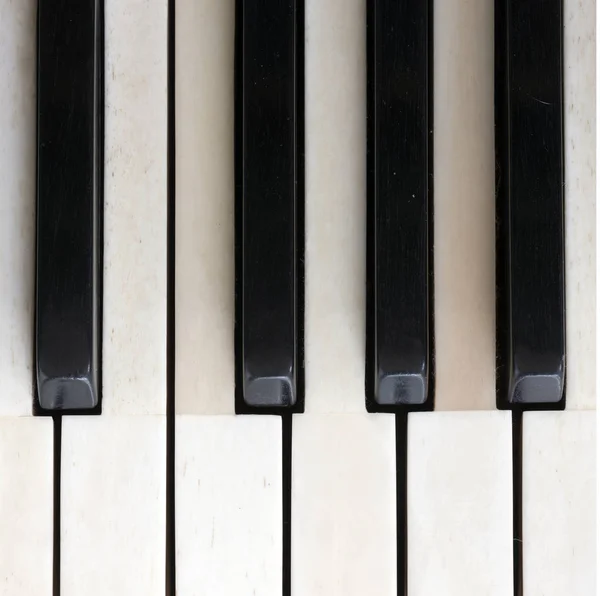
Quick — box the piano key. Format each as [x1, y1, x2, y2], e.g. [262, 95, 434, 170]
[304, 0, 366, 417]
[175, 1, 283, 590]
[496, 0, 565, 407]
[176, 416, 282, 595]
[0, 418, 53, 596]
[35, 0, 102, 412]
[292, 414, 396, 595]
[292, 1, 397, 593]
[366, 0, 432, 410]
[520, 3, 596, 592]
[407, 411, 513, 595]
[0, 4, 54, 594]
[235, 0, 302, 411]
[408, 2, 513, 592]
[522, 411, 596, 594]
[433, 0, 496, 411]
[60, 2, 168, 593]
[564, 0, 596, 411]
[175, 0, 235, 417]
[61, 417, 166, 595]
[0, 0, 36, 417]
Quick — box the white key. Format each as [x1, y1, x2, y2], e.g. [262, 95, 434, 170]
[292, 1, 397, 593]
[564, 0, 595, 411]
[521, 4, 596, 590]
[408, 411, 513, 595]
[408, 2, 513, 592]
[175, 0, 235, 418]
[61, 416, 166, 595]
[522, 411, 596, 594]
[0, 0, 36, 417]
[433, 0, 496, 412]
[176, 416, 282, 595]
[175, 2, 282, 591]
[292, 414, 396, 596]
[61, 2, 168, 593]
[0, 417, 53, 596]
[0, 4, 54, 594]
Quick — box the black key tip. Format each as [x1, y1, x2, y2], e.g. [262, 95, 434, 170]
[508, 371, 564, 405]
[243, 374, 296, 408]
[37, 375, 98, 411]
[376, 371, 427, 407]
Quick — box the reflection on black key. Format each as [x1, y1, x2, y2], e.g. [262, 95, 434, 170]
[366, 0, 433, 411]
[495, 0, 565, 408]
[235, 0, 303, 412]
[36, 0, 103, 412]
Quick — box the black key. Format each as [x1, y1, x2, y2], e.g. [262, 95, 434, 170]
[495, 0, 565, 408]
[366, 0, 433, 411]
[235, 0, 303, 412]
[35, 0, 103, 412]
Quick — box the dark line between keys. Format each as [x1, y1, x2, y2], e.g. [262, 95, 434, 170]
[512, 409, 523, 596]
[396, 413, 408, 596]
[282, 414, 293, 596]
[52, 415, 61, 596]
[165, 0, 176, 592]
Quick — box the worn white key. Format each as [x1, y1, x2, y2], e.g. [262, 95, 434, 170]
[61, 417, 166, 595]
[407, 2, 513, 593]
[521, 5, 596, 590]
[61, 2, 168, 593]
[292, 2, 397, 594]
[564, 0, 595, 411]
[0, 0, 36, 417]
[174, 2, 282, 592]
[0, 4, 54, 594]
[522, 411, 596, 594]
[292, 415, 396, 596]
[433, 0, 496, 411]
[408, 411, 513, 595]
[0, 418, 53, 596]
[175, 0, 235, 417]
[176, 416, 282, 595]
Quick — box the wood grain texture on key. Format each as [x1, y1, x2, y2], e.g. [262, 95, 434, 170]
[35, 0, 103, 412]
[496, 0, 565, 407]
[176, 0, 235, 416]
[0, 0, 37, 416]
[366, 0, 432, 411]
[522, 411, 596, 594]
[407, 411, 513, 595]
[433, 0, 496, 410]
[235, 0, 303, 411]
[564, 0, 595, 411]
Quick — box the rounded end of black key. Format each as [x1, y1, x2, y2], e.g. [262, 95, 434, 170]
[508, 371, 564, 406]
[375, 371, 428, 407]
[243, 374, 296, 408]
[37, 375, 98, 411]
[507, 355, 565, 407]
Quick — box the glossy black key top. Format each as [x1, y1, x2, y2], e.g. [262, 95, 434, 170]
[495, 0, 565, 408]
[235, 0, 303, 412]
[366, 0, 433, 411]
[35, 0, 103, 412]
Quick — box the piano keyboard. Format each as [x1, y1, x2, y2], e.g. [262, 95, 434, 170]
[0, 0, 595, 595]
